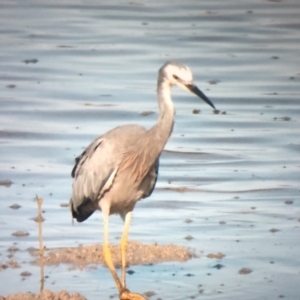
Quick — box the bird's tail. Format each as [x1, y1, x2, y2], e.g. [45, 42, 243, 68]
[69, 197, 96, 223]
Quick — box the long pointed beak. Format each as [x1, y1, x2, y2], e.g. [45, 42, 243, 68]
[186, 84, 216, 110]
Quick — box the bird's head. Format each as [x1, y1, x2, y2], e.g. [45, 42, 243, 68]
[159, 61, 216, 110]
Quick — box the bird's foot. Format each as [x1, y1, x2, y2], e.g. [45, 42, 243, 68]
[119, 288, 147, 300]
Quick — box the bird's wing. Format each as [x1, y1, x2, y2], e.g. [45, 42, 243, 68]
[71, 135, 119, 209]
[141, 158, 159, 199]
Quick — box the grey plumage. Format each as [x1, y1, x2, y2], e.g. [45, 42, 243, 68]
[70, 125, 159, 221]
[69, 61, 215, 298]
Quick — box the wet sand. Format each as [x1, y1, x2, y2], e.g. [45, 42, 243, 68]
[1, 0, 300, 299]
[0, 290, 86, 300]
[30, 241, 194, 269]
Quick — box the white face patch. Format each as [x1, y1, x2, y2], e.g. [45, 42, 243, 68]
[162, 62, 193, 85]
[175, 66, 193, 82]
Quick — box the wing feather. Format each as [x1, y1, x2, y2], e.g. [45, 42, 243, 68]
[71, 136, 118, 209]
[142, 158, 159, 198]
[70, 124, 159, 222]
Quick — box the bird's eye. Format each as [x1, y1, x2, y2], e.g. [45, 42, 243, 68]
[173, 75, 179, 80]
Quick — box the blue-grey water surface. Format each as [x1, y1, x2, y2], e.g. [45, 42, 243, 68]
[0, 0, 300, 299]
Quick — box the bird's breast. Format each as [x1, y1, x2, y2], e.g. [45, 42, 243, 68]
[103, 172, 144, 216]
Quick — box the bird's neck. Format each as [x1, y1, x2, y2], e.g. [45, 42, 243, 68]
[119, 77, 175, 181]
[149, 77, 175, 151]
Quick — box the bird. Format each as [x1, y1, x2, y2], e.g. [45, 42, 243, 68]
[69, 61, 216, 300]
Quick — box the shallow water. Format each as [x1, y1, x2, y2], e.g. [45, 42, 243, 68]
[1, 0, 300, 299]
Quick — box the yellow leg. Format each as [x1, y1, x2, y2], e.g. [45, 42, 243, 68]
[102, 210, 147, 300]
[102, 213, 123, 292]
[121, 211, 132, 287]
[119, 289, 147, 300]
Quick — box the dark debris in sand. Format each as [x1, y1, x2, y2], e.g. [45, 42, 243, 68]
[206, 252, 225, 259]
[30, 241, 195, 269]
[0, 180, 13, 187]
[238, 267, 252, 275]
[0, 259, 21, 271]
[9, 204, 21, 210]
[0, 290, 86, 300]
[12, 231, 29, 237]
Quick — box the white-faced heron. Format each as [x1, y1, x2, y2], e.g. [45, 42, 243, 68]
[70, 61, 216, 299]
